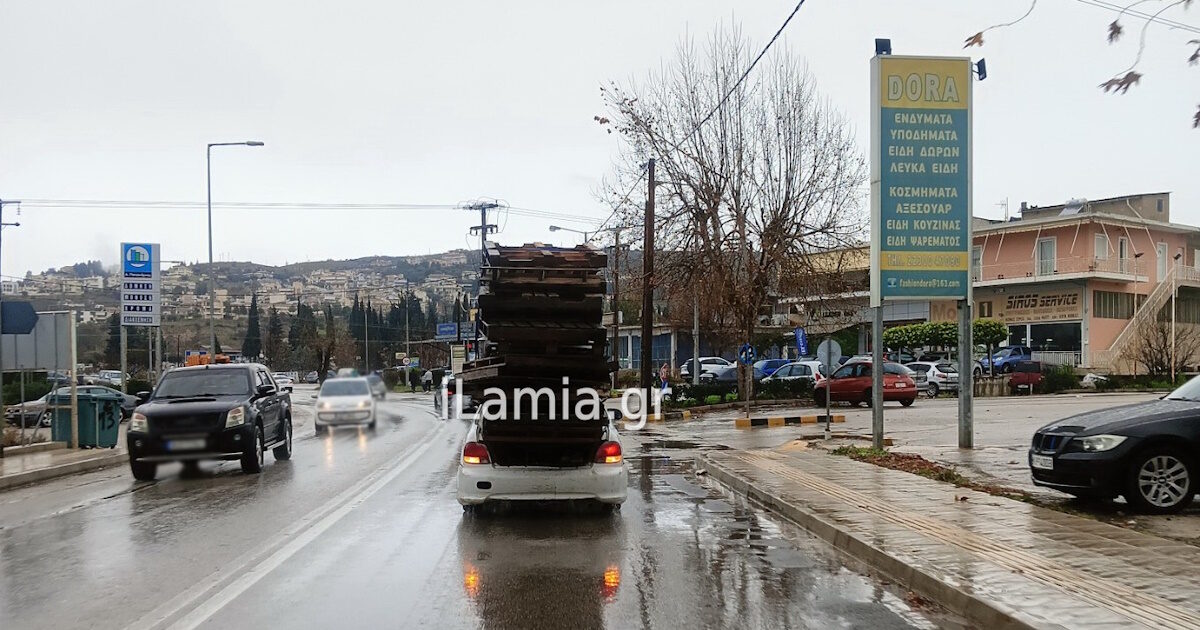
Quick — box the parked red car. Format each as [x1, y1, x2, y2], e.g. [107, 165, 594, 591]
[814, 361, 917, 407]
[1008, 360, 1043, 394]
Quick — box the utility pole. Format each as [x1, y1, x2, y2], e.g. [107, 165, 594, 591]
[466, 201, 499, 356]
[0, 199, 21, 448]
[405, 280, 411, 357]
[640, 159, 656, 394]
[693, 293, 700, 385]
[611, 228, 621, 389]
[363, 298, 370, 373]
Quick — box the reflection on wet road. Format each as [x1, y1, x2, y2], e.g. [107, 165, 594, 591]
[0, 397, 957, 629]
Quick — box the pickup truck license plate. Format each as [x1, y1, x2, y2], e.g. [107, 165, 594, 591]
[1031, 454, 1054, 470]
[167, 438, 206, 451]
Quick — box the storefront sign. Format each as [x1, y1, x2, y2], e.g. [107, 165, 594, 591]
[871, 55, 972, 305]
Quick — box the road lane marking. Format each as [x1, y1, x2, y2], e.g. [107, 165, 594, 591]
[128, 422, 443, 630]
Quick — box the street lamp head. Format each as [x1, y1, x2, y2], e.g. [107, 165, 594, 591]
[245, 141, 265, 146]
[549, 225, 562, 232]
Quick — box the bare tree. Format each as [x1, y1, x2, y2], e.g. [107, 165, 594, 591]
[598, 25, 867, 396]
[1127, 318, 1200, 376]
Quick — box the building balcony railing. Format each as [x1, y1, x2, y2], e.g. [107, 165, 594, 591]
[973, 257, 1143, 284]
[1032, 351, 1081, 368]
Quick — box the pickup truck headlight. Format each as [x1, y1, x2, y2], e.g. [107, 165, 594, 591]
[1073, 434, 1127, 452]
[129, 412, 148, 433]
[225, 406, 246, 428]
[357, 400, 370, 409]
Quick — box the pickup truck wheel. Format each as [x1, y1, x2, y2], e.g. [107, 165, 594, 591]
[130, 460, 157, 481]
[241, 426, 265, 474]
[273, 417, 293, 461]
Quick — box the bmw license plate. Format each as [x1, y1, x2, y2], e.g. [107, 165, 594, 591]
[167, 438, 206, 451]
[1031, 454, 1054, 470]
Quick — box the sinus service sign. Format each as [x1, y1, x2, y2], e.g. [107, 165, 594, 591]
[120, 242, 161, 326]
[870, 55, 972, 306]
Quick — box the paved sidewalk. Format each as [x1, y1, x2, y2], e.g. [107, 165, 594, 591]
[0, 443, 126, 491]
[703, 444, 1200, 629]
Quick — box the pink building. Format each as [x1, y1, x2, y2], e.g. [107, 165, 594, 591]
[967, 192, 1200, 372]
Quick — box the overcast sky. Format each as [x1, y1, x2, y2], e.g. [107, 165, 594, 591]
[1, 1, 1195, 278]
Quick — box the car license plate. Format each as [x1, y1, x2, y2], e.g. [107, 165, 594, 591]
[895, 382, 906, 388]
[1031, 454, 1054, 470]
[167, 438, 206, 451]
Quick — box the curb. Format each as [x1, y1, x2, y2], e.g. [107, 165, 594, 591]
[644, 410, 693, 423]
[0, 451, 127, 492]
[699, 454, 1035, 630]
[1, 441, 67, 456]
[735, 414, 844, 429]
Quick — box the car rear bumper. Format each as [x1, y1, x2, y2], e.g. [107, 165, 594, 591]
[457, 462, 628, 505]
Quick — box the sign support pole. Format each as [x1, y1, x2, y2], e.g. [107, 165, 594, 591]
[871, 307, 884, 449]
[119, 326, 127, 394]
[824, 334, 832, 441]
[958, 299, 974, 448]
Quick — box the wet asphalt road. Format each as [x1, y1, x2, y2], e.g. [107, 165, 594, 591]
[0, 392, 958, 629]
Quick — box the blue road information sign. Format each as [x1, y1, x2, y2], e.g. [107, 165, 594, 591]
[794, 327, 808, 356]
[870, 55, 972, 306]
[120, 242, 162, 326]
[435, 322, 459, 340]
[738, 343, 757, 366]
[1, 301, 39, 335]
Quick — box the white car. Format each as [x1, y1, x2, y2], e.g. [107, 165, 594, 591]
[680, 356, 732, 379]
[904, 361, 959, 397]
[313, 377, 377, 434]
[761, 360, 825, 383]
[456, 417, 628, 510]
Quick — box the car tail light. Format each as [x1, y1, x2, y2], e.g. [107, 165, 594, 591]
[462, 442, 490, 465]
[595, 441, 622, 464]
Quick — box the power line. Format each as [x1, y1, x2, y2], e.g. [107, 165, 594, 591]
[17, 198, 603, 225]
[672, 0, 808, 152]
[1073, 0, 1200, 33]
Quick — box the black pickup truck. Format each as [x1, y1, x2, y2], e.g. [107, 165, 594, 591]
[126, 363, 293, 480]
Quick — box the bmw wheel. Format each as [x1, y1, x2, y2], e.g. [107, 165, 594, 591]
[1126, 449, 1194, 514]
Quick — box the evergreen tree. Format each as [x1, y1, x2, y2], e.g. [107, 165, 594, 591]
[243, 292, 262, 359]
[287, 297, 301, 349]
[265, 307, 286, 368]
[104, 314, 121, 367]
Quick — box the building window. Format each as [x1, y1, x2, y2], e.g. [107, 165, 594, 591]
[1157, 198, 1165, 213]
[1094, 290, 1136, 319]
[1094, 233, 1109, 261]
[977, 301, 993, 318]
[971, 246, 983, 280]
[1119, 237, 1130, 273]
[1036, 238, 1056, 276]
[1158, 242, 1168, 279]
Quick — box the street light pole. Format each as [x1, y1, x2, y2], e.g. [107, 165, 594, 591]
[0, 200, 22, 451]
[206, 141, 263, 358]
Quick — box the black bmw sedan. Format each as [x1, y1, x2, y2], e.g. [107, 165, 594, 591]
[1030, 381, 1200, 513]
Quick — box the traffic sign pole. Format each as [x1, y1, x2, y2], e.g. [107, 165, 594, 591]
[872, 308, 884, 450]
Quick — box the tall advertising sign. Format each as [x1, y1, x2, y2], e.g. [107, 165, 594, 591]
[870, 56, 971, 306]
[120, 243, 161, 326]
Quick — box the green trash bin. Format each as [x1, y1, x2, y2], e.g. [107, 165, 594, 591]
[49, 391, 124, 448]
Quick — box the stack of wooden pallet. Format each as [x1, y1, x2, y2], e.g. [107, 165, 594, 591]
[459, 242, 611, 409]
